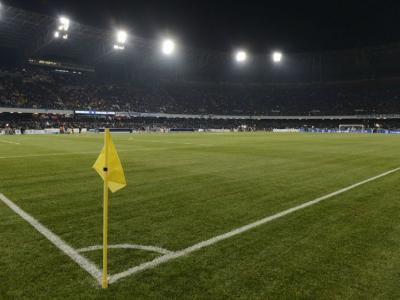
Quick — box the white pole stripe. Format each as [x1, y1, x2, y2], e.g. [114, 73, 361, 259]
[0, 193, 102, 283]
[108, 166, 400, 284]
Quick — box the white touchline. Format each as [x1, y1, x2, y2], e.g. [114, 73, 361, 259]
[0, 193, 102, 283]
[108, 166, 400, 284]
[137, 140, 213, 146]
[0, 140, 20, 145]
[0, 150, 129, 160]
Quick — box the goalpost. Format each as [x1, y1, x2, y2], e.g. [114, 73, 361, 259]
[339, 124, 365, 132]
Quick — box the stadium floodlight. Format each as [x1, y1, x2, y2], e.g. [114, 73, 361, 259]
[272, 51, 283, 63]
[54, 16, 70, 39]
[59, 17, 70, 31]
[114, 30, 128, 50]
[113, 44, 125, 50]
[116, 30, 128, 44]
[161, 39, 176, 56]
[235, 50, 247, 63]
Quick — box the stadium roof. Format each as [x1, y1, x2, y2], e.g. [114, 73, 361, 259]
[2, 4, 400, 83]
[0, 5, 230, 68]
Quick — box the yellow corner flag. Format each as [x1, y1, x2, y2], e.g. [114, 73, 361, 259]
[93, 129, 127, 193]
[93, 128, 126, 289]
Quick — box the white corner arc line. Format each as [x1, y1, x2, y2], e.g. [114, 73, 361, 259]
[108, 166, 400, 284]
[77, 244, 173, 255]
[0, 193, 102, 283]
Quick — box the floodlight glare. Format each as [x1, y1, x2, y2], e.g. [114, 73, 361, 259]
[116, 30, 127, 44]
[54, 31, 60, 38]
[235, 50, 247, 63]
[272, 51, 283, 63]
[162, 39, 176, 55]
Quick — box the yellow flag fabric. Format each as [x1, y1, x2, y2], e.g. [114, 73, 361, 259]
[93, 129, 127, 193]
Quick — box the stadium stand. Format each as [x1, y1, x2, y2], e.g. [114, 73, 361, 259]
[1, 65, 400, 116]
[0, 5, 400, 131]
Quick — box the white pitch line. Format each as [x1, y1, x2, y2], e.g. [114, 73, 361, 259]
[0, 193, 102, 283]
[0, 140, 20, 145]
[138, 140, 213, 146]
[108, 166, 400, 284]
[0, 150, 128, 160]
[77, 244, 173, 255]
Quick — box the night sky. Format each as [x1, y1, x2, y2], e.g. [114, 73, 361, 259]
[7, 0, 400, 54]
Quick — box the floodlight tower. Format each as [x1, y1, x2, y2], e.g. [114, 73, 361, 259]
[54, 16, 70, 40]
[114, 30, 127, 50]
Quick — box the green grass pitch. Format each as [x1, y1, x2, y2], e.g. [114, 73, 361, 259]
[1, 132, 400, 299]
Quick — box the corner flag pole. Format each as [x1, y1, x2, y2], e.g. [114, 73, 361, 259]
[93, 127, 126, 288]
[102, 128, 109, 289]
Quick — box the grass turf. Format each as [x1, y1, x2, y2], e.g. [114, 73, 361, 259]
[1, 132, 400, 299]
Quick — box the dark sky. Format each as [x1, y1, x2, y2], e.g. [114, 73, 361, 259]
[8, 0, 400, 54]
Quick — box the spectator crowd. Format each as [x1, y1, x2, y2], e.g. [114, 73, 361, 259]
[1, 66, 400, 116]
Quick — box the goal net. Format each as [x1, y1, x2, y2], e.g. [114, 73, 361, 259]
[339, 124, 365, 133]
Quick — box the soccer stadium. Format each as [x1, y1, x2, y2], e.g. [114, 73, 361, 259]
[1, 1, 400, 299]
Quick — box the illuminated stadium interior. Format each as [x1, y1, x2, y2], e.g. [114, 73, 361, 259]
[2, 1, 400, 298]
